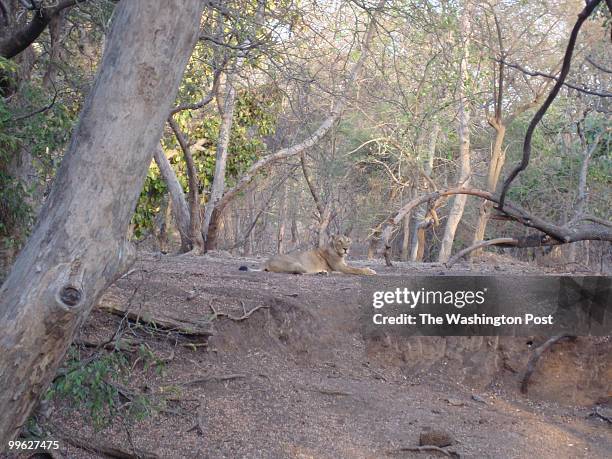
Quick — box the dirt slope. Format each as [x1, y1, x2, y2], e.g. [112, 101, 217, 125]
[30, 253, 612, 458]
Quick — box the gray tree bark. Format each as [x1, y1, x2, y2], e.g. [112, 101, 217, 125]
[0, 0, 203, 443]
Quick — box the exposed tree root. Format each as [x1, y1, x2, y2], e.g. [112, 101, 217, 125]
[589, 406, 612, 424]
[520, 335, 575, 394]
[180, 373, 246, 386]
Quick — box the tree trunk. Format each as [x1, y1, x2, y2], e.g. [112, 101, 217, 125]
[411, 122, 439, 261]
[568, 131, 603, 262]
[203, 78, 237, 249]
[277, 181, 289, 253]
[438, 2, 472, 263]
[206, 207, 222, 251]
[169, 118, 205, 253]
[153, 145, 191, 252]
[0, 0, 203, 444]
[401, 213, 411, 261]
[42, 9, 67, 88]
[471, 122, 506, 254]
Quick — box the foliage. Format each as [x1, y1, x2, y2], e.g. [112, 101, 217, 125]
[45, 347, 152, 429]
[0, 75, 75, 247]
[131, 85, 281, 238]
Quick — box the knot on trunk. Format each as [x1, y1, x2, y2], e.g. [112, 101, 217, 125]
[59, 285, 82, 308]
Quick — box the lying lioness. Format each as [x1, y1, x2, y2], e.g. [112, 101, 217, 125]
[239, 235, 376, 275]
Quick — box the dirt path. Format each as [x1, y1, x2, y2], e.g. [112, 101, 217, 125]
[42, 253, 611, 458]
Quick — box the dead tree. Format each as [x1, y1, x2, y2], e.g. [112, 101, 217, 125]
[0, 0, 204, 443]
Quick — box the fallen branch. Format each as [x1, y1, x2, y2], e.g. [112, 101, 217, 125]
[521, 335, 575, 394]
[445, 238, 517, 268]
[180, 373, 246, 386]
[297, 384, 352, 396]
[99, 303, 213, 337]
[590, 406, 612, 424]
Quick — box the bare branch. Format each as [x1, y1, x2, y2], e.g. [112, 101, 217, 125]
[499, 0, 604, 209]
[500, 60, 612, 98]
[380, 187, 612, 266]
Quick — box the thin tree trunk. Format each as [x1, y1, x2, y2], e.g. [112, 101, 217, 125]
[438, 3, 472, 263]
[410, 123, 440, 261]
[568, 131, 603, 261]
[155, 193, 170, 253]
[153, 145, 191, 252]
[0, 0, 203, 443]
[471, 122, 506, 254]
[169, 118, 205, 253]
[42, 9, 67, 88]
[277, 181, 289, 253]
[203, 78, 237, 249]
[401, 213, 411, 261]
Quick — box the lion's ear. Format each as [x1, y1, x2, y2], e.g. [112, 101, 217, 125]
[330, 234, 339, 242]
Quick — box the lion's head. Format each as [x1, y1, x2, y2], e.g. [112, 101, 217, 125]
[330, 235, 352, 257]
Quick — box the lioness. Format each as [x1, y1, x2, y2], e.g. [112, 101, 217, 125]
[240, 235, 376, 275]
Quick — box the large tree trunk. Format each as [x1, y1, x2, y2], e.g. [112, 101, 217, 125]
[0, 0, 203, 444]
[438, 2, 472, 263]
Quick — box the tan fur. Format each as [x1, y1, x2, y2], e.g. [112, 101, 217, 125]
[264, 235, 376, 275]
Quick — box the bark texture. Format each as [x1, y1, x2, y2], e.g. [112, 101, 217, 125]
[0, 0, 203, 443]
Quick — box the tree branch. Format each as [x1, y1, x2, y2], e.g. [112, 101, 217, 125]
[499, 60, 612, 98]
[214, 0, 386, 215]
[499, 0, 603, 209]
[0, 0, 82, 59]
[380, 187, 612, 266]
